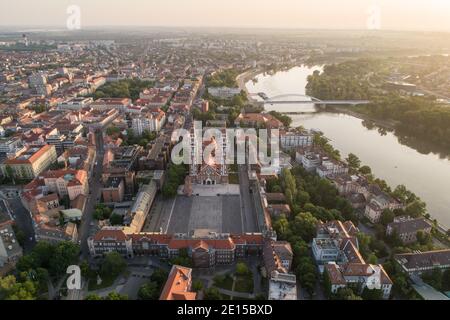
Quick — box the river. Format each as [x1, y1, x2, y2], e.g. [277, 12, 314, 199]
[246, 65, 450, 228]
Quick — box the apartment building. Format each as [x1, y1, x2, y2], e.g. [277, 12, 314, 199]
[0, 224, 23, 271]
[131, 109, 166, 135]
[1, 144, 57, 179]
[386, 217, 433, 244]
[39, 169, 89, 201]
[102, 177, 125, 203]
[280, 130, 314, 150]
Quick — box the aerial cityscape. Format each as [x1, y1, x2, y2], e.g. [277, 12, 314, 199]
[1, 0, 450, 306]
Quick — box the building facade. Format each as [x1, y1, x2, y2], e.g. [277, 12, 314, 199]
[1, 144, 57, 179]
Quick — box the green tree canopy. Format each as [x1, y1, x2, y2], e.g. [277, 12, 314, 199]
[101, 252, 127, 278]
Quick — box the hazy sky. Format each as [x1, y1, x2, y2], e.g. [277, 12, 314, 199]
[1, 0, 450, 31]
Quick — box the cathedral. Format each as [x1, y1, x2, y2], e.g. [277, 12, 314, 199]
[188, 122, 228, 186]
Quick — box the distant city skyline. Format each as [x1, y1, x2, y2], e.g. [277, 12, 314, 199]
[0, 0, 450, 32]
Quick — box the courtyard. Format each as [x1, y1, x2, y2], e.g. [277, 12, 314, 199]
[143, 193, 259, 234]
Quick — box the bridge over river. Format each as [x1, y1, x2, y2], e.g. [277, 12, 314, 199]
[254, 93, 370, 106]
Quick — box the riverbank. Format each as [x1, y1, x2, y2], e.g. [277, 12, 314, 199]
[330, 106, 399, 130]
[236, 68, 263, 105]
[244, 64, 450, 229]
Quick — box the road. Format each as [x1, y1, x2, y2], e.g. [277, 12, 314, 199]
[79, 129, 105, 260]
[3, 197, 36, 253]
[238, 164, 259, 232]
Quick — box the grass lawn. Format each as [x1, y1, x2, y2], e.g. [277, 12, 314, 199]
[213, 274, 234, 291]
[234, 274, 254, 293]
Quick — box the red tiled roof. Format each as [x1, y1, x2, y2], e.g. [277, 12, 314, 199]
[159, 265, 196, 301]
[93, 228, 127, 242]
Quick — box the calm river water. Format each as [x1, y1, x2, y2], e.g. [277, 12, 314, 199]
[246, 66, 450, 228]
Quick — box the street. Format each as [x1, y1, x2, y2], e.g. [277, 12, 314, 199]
[79, 129, 105, 260]
[238, 164, 259, 232]
[1, 197, 36, 253]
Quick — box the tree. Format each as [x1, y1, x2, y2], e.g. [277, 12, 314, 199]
[110, 213, 124, 226]
[49, 241, 80, 277]
[236, 262, 250, 276]
[106, 126, 120, 136]
[0, 275, 37, 300]
[295, 190, 310, 206]
[138, 282, 159, 300]
[359, 165, 372, 175]
[273, 216, 290, 240]
[85, 294, 102, 300]
[80, 260, 92, 278]
[105, 292, 128, 300]
[333, 287, 362, 300]
[416, 230, 432, 246]
[101, 252, 126, 278]
[94, 204, 113, 220]
[346, 153, 361, 170]
[203, 287, 222, 300]
[291, 212, 319, 242]
[170, 248, 193, 268]
[192, 280, 204, 293]
[361, 287, 384, 300]
[150, 269, 169, 290]
[380, 209, 395, 226]
[295, 256, 317, 296]
[367, 253, 378, 264]
[405, 200, 427, 218]
[29, 241, 54, 268]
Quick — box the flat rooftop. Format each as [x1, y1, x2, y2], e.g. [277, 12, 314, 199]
[269, 275, 297, 300]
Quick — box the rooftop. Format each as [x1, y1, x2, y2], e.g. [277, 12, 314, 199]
[395, 249, 450, 271]
[0, 224, 23, 260]
[268, 271, 297, 300]
[159, 265, 196, 301]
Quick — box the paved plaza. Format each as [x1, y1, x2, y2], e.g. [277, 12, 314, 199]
[166, 195, 243, 234]
[143, 174, 259, 235]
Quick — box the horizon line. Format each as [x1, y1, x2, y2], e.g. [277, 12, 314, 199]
[1, 24, 450, 34]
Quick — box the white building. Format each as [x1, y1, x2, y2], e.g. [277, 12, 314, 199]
[325, 263, 393, 300]
[296, 151, 321, 172]
[29, 72, 47, 88]
[316, 159, 349, 178]
[364, 193, 403, 224]
[0, 224, 23, 268]
[58, 97, 93, 110]
[0, 137, 24, 155]
[208, 87, 241, 99]
[280, 131, 314, 150]
[312, 238, 341, 264]
[131, 111, 166, 136]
